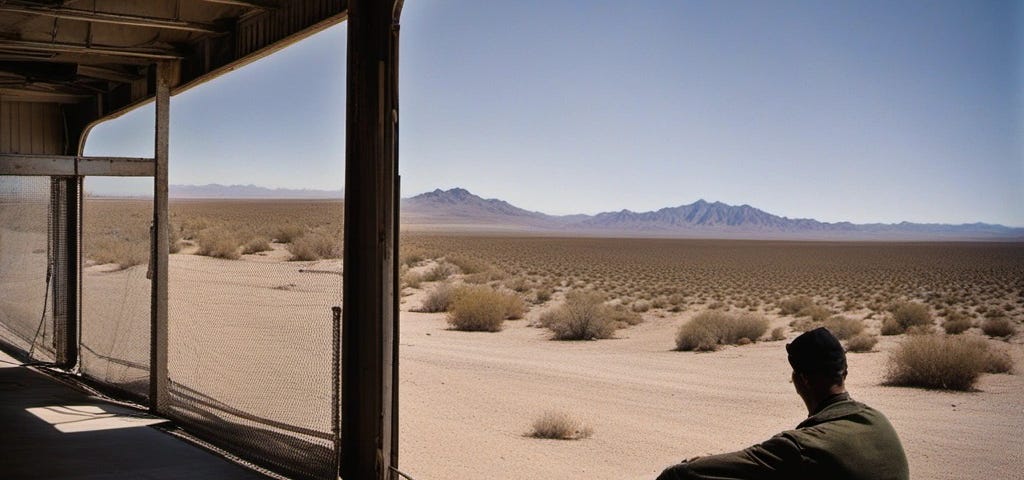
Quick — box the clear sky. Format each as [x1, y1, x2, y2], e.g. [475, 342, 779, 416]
[85, 0, 1023, 226]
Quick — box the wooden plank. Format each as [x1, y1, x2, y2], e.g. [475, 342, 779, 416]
[0, 154, 154, 176]
[341, 1, 400, 478]
[77, 157, 155, 176]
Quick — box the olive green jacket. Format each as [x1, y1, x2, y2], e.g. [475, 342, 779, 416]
[657, 394, 909, 480]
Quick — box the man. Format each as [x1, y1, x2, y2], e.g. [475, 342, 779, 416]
[657, 327, 909, 480]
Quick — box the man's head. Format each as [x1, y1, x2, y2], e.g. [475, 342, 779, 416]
[786, 327, 848, 413]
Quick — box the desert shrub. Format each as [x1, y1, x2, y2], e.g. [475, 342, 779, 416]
[823, 316, 865, 340]
[418, 282, 455, 313]
[981, 343, 1014, 374]
[399, 247, 427, 267]
[288, 233, 339, 260]
[402, 270, 423, 289]
[242, 237, 272, 254]
[675, 311, 769, 351]
[196, 228, 240, 260]
[169, 224, 182, 254]
[884, 334, 994, 390]
[980, 317, 1016, 337]
[906, 325, 936, 335]
[880, 316, 903, 336]
[527, 411, 592, 440]
[533, 287, 552, 304]
[498, 291, 527, 320]
[446, 284, 524, 329]
[770, 327, 787, 341]
[608, 305, 644, 327]
[790, 317, 819, 333]
[503, 276, 529, 293]
[272, 224, 305, 243]
[799, 305, 833, 323]
[86, 236, 150, 269]
[942, 312, 973, 335]
[539, 291, 617, 340]
[892, 302, 933, 330]
[463, 268, 507, 284]
[845, 334, 878, 353]
[779, 296, 815, 315]
[446, 255, 487, 274]
[422, 262, 458, 282]
[632, 300, 651, 313]
[446, 285, 511, 332]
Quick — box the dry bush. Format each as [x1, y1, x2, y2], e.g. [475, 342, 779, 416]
[539, 291, 617, 340]
[608, 305, 644, 328]
[87, 238, 149, 269]
[675, 311, 769, 352]
[799, 305, 833, 323]
[881, 316, 903, 336]
[779, 296, 815, 315]
[288, 233, 339, 260]
[242, 237, 271, 254]
[982, 343, 1014, 374]
[498, 291, 527, 320]
[196, 228, 240, 260]
[417, 282, 455, 313]
[399, 247, 427, 267]
[422, 262, 458, 282]
[980, 317, 1016, 337]
[942, 312, 973, 335]
[402, 270, 423, 289]
[884, 334, 997, 391]
[823, 316, 865, 340]
[527, 411, 592, 440]
[790, 317, 819, 333]
[845, 334, 878, 353]
[770, 327, 787, 341]
[272, 224, 305, 243]
[632, 300, 651, 313]
[446, 255, 488, 274]
[892, 302, 933, 330]
[533, 287, 553, 304]
[446, 285, 523, 331]
[906, 325, 936, 335]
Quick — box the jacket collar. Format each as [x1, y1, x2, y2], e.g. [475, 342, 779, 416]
[797, 393, 865, 429]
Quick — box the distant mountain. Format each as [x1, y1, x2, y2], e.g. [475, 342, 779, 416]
[400, 188, 1024, 241]
[170, 184, 342, 199]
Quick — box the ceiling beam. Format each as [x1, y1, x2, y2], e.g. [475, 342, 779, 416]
[0, 39, 183, 60]
[195, 0, 280, 9]
[0, 3, 224, 34]
[76, 65, 143, 83]
[0, 87, 88, 103]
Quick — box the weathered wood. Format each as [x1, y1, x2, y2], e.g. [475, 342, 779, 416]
[0, 4, 223, 34]
[0, 39, 183, 60]
[149, 60, 172, 413]
[341, 0, 400, 478]
[0, 154, 155, 176]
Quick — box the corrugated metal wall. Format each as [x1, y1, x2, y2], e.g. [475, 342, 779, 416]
[0, 101, 65, 155]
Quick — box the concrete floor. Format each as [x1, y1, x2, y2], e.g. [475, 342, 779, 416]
[0, 349, 268, 480]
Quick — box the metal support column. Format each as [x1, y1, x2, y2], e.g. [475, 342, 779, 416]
[341, 1, 402, 478]
[150, 61, 172, 412]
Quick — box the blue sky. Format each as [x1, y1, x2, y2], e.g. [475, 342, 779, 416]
[85, 0, 1023, 226]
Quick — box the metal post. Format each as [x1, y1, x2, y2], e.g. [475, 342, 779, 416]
[341, 1, 401, 478]
[331, 306, 342, 476]
[149, 60, 172, 412]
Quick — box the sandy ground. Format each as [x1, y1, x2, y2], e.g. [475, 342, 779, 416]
[397, 286, 1024, 480]
[40, 249, 1024, 479]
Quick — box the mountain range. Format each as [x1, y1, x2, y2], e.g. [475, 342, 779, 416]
[402, 188, 1024, 241]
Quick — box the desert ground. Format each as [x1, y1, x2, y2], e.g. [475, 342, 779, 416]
[12, 198, 1017, 479]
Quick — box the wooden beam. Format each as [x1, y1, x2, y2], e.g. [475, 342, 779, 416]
[0, 39, 183, 60]
[150, 61, 172, 413]
[0, 154, 154, 176]
[0, 3, 223, 34]
[0, 87, 88, 103]
[195, 0, 279, 9]
[341, 0, 400, 479]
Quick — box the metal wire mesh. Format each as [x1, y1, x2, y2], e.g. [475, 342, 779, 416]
[0, 176, 55, 362]
[167, 236, 342, 480]
[79, 186, 153, 399]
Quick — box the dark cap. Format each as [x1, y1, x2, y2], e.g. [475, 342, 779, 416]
[786, 327, 847, 375]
